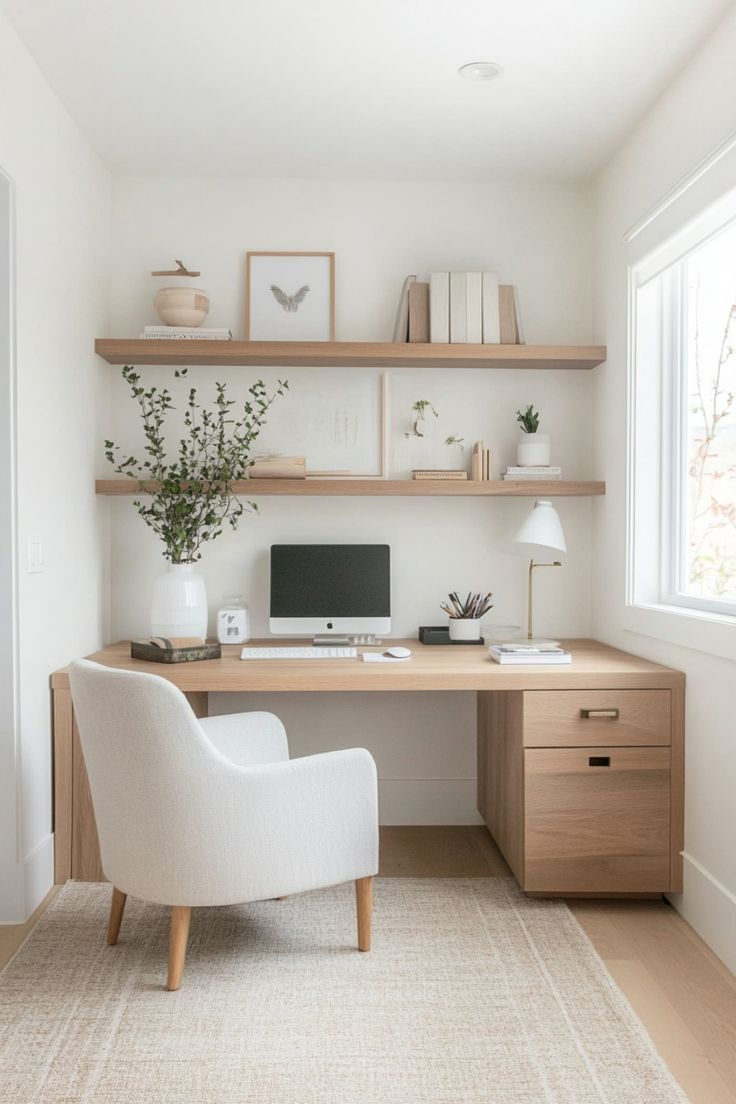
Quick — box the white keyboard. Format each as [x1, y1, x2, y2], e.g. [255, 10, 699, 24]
[240, 646, 358, 660]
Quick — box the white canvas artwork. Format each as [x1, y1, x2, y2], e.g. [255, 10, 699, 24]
[246, 252, 335, 341]
[254, 370, 385, 475]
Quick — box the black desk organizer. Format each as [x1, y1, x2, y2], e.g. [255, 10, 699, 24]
[418, 626, 485, 645]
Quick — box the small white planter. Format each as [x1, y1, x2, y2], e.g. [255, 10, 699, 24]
[448, 618, 482, 642]
[150, 563, 208, 639]
[517, 432, 551, 467]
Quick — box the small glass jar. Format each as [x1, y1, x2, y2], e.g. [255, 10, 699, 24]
[216, 595, 250, 644]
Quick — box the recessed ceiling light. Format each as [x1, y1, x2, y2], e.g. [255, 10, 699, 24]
[458, 61, 503, 82]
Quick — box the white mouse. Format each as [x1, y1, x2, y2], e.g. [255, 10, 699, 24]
[385, 646, 411, 659]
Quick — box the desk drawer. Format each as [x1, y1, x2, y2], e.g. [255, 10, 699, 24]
[524, 746, 671, 893]
[523, 689, 670, 748]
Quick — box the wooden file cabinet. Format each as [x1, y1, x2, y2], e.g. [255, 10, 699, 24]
[477, 688, 681, 895]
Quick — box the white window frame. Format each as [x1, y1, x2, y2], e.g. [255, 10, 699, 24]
[626, 186, 736, 661]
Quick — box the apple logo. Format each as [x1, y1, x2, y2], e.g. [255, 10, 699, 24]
[327, 620, 334, 629]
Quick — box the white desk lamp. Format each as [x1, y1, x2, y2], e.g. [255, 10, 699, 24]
[512, 499, 567, 643]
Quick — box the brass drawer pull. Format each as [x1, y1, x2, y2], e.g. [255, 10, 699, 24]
[580, 708, 620, 719]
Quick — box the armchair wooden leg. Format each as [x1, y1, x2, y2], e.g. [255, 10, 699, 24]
[106, 888, 127, 946]
[167, 906, 192, 991]
[356, 876, 373, 952]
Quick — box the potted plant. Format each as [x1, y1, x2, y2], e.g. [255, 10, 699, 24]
[404, 399, 439, 438]
[105, 365, 288, 638]
[515, 404, 550, 466]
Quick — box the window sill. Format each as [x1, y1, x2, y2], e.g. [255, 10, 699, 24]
[623, 601, 736, 662]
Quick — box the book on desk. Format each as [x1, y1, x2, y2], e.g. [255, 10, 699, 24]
[489, 645, 571, 664]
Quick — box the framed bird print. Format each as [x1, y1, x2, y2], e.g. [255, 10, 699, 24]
[245, 251, 335, 341]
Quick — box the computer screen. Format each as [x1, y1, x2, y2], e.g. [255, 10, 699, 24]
[270, 544, 391, 636]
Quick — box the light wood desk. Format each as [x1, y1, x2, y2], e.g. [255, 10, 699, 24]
[51, 639, 684, 896]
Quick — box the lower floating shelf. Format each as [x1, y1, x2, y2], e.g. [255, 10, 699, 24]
[95, 479, 605, 497]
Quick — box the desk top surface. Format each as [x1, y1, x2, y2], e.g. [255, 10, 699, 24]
[52, 639, 684, 693]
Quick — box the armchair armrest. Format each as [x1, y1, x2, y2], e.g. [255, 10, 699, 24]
[196, 747, 379, 905]
[199, 711, 289, 766]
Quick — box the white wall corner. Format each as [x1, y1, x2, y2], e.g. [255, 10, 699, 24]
[668, 853, 736, 976]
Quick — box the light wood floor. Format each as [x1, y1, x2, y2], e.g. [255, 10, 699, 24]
[1, 828, 735, 1104]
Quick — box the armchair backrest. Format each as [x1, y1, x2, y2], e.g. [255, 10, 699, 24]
[69, 659, 230, 903]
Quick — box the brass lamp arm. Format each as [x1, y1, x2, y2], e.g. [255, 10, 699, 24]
[527, 559, 562, 640]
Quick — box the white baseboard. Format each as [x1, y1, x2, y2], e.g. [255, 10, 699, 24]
[0, 833, 54, 925]
[23, 833, 54, 917]
[379, 780, 482, 825]
[668, 852, 736, 976]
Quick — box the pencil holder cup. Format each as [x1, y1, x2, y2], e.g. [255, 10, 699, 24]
[448, 618, 482, 642]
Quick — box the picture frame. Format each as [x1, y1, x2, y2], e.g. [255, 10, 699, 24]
[245, 251, 335, 341]
[252, 370, 388, 478]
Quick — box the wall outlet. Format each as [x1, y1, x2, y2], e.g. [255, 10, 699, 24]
[27, 536, 44, 574]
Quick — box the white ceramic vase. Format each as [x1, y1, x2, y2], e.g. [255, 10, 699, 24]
[517, 432, 551, 466]
[448, 618, 482, 642]
[150, 563, 208, 639]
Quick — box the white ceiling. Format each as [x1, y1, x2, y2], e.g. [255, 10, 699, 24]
[1, 0, 731, 181]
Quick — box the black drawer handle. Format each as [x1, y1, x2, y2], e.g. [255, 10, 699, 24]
[580, 708, 619, 719]
[588, 756, 611, 767]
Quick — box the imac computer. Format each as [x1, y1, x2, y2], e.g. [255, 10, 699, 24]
[270, 544, 391, 639]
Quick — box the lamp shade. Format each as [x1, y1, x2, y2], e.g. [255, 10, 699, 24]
[513, 499, 567, 558]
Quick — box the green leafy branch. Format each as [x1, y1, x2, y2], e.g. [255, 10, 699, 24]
[105, 365, 288, 563]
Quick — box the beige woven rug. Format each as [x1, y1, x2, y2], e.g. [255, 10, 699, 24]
[0, 879, 688, 1104]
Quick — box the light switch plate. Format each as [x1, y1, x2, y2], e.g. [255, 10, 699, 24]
[27, 536, 44, 573]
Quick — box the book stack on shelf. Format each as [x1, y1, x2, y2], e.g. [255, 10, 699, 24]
[471, 441, 492, 480]
[140, 325, 233, 341]
[393, 273, 524, 345]
[502, 465, 562, 481]
[249, 456, 306, 479]
[412, 469, 468, 481]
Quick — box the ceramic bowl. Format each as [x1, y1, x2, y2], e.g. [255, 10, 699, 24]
[154, 286, 210, 327]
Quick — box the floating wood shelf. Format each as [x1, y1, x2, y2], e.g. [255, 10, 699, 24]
[95, 339, 607, 370]
[96, 479, 605, 498]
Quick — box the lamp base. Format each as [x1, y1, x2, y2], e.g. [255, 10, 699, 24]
[507, 638, 561, 649]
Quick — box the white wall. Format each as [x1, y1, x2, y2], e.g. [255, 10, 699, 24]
[593, 6, 736, 972]
[0, 12, 111, 921]
[108, 176, 595, 822]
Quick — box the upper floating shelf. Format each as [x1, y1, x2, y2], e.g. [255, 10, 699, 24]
[95, 339, 607, 370]
[96, 479, 605, 498]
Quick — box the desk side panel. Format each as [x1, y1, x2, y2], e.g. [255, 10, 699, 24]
[52, 688, 73, 883]
[477, 691, 524, 882]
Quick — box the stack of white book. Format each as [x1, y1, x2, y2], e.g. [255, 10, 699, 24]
[428, 273, 524, 345]
[489, 644, 571, 665]
[140, 326, 232, 341]
[503, 465, 562, 481]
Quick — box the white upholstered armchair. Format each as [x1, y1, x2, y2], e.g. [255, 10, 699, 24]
[68, 659, 379, 990]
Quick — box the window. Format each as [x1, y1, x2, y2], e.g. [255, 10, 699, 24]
[630, 194, 736, 629]
[668, 218, 736, 611]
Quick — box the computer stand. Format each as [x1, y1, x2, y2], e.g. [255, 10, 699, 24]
[313, 634, 384, 646]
